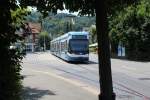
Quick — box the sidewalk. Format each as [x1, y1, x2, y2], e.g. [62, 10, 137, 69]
[21, 65, 98, 100]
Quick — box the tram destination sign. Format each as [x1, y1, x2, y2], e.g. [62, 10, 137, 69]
[72, 35, 87, 39]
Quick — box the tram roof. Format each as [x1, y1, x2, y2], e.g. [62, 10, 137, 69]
[51, 31, 89, 42]
[67, 31, 89, 35]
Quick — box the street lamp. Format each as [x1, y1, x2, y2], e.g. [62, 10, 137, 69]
[43, 34, 46, 51]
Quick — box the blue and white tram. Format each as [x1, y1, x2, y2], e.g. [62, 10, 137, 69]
[50, 31, 89, 62]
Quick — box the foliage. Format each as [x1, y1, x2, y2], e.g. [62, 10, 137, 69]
[89, 47, 97, 53]
[25, 11, 42, 23]
[11, 8, 30, 29]
[39, 31, 51, 50]
[89, 25, 97, 44]
[44, 14, 95, 39]
[0, 2, 29, 100]
[20, 0, 96, 16]
[109, 0, 150, 61]
[26, 12, 95, 40]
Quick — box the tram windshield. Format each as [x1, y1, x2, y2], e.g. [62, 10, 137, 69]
[69, 39, 89, 53]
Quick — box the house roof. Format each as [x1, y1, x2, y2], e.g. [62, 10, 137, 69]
[28, 22, 41, 34]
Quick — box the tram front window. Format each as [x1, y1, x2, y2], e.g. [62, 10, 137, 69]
[69, 39, 89, 54]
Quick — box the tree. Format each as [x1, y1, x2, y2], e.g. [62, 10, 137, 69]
[25, 11, 42, 23]
[39, 31, 51, 50]
[89, 25, 97, 44]
[109, 0, 150, 61]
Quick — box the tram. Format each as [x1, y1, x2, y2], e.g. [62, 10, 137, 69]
[50, 31, 89, 62]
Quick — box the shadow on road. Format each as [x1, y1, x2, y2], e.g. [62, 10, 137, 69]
[68, 61, 98, 65]
[21, 87, 56, 100]
[22, 75, 34, 79]
[88, 61, 98, 64]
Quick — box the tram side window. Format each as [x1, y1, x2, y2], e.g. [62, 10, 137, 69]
[55, 43, 56, 52]
[65, 40, 67, 51]
[52, 43, 54, 51]
[57, 42, 59, 52]
[61, 42, 64, 52]
[58, 42, 61, 52]
[56, 42, 58, 52]
[54, 43, 56, 52]
[52, 44, 54, 51]
[63, 41, 66, 51]
[51, 43, 53, 51]
[61, 42, 63, 51]
[53, 43, 54, 51]
[61, 41, 67, 52]
[53, 43, 55, 51]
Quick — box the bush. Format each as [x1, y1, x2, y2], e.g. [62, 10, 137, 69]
[0, 48, 24, 100]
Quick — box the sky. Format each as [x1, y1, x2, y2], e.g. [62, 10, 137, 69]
[57, 9, 79, 16]
[27, 6, 78, 16]
[17, 0, 79, 16]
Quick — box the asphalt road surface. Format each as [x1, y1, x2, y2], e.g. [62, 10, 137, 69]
[22, 52, 150, 100]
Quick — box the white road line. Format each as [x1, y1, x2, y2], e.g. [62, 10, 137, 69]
[122, 65, 137, 71]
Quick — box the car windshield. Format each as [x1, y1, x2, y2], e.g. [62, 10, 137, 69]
[69, 39, 89, 52]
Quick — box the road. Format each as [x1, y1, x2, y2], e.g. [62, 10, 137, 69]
[22, 52, 150, 100]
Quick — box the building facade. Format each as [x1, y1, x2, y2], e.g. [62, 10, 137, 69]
[23, 22, 41, 52]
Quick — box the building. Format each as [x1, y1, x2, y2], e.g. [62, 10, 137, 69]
[23, 22, 41, 52]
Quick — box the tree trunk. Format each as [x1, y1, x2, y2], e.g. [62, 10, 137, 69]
[96, 0, 116, 100]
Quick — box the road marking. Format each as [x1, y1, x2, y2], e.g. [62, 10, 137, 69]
[28, 68, 99, 95]
[122, 65, 137, 71]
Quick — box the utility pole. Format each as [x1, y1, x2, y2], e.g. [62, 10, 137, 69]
[43, 34, 46, 51]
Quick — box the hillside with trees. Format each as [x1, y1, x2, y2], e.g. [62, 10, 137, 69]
[25, 12, 96, 49]
[26, 12, 95, 35]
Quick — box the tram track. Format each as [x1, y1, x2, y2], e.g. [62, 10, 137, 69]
[76, 63, 150, 99]
[68, 62, 150, 99]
